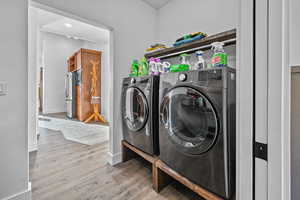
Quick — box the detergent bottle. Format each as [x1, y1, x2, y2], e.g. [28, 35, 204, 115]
[194, 50, 206, 70]
[139, 57, 149, 76]
[130, 59, 139, 77]
[211, 42, 228, 67]
[149, 57, 159, 75]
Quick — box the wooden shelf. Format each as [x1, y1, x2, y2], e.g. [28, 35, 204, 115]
[145, 29, 236, 59]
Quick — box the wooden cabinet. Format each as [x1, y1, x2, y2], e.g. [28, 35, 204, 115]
[68, 48, 102, 121]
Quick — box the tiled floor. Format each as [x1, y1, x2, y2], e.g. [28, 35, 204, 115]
[39, 112, 109, 126]
[38, 115, 109, 145]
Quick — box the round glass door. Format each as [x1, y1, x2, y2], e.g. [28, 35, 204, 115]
[124, 87, 149, 132]
[160, 86, 219, 155]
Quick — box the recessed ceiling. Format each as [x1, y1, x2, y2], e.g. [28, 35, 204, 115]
[141, 0, 172, 9]
[41, 18, 109, 43]
[33, 7, 109, 44]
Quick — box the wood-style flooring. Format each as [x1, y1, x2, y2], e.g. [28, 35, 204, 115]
[30, 128, 204, 200]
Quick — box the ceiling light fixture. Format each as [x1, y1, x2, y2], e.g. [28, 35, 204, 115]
[64, 23, 72, 28]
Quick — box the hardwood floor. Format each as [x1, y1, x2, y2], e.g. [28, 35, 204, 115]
[30, 128, 204, 200]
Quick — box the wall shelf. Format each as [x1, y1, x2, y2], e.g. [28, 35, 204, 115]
[144, 29, 236, 59]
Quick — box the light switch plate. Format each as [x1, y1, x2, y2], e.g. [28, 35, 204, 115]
[0, 81, 7, 96]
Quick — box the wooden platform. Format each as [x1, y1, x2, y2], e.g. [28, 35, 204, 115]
[122, 140, 225, 200]
[154, 160, 224, 200]
[122, 140, 158, 164]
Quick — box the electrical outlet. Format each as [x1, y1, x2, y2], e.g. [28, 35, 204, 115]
[0, 81, 7, 96]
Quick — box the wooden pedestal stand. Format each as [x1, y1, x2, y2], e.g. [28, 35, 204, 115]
[154, 160, 224, 200]
[122, 140, 157, 164]
[122, 140, 224, 200]
[84, 60, 107, 123]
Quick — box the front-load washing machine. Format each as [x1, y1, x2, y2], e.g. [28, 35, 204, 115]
[159, 68, 236, 199]
[121, 75, 159, 155]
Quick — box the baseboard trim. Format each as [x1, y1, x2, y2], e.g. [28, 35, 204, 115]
[2, 182, 31, 200]
[107, 152, 122, 166]
[28, 144, 38, 152]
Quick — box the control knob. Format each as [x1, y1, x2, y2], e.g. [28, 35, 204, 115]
[131, 78, 136, 84]
[178, 73, 187, 82]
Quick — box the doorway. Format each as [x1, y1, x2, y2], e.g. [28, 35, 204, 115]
[28, 3, 114, 159]
[28, 2, 116, 198]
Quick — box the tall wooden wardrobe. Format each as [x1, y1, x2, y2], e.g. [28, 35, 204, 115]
[68, 48, 102, 122]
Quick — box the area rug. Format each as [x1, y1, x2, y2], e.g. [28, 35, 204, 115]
[39, 116, 109, 145]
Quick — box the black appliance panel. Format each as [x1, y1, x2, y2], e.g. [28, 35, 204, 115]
[158, 68, 236, 199]
[121, 76, 159, 155]
[160, 86, 219, 155]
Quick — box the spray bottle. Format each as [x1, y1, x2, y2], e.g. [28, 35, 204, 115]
[211, 42, 228, 67]
[170, 54, 191, 72]
[194, 50, 206, 70]
[149, 57, 159, 75]
[139, 57, 149, 76]
[180, 53, 191, 66]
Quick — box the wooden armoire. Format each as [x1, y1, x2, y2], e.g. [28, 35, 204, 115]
[68, 48, 102, 121]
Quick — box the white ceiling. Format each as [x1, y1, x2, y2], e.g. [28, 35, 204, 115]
[141, 0, 172, 9]
[32, 0, 172, 43]
[33, 7, 109, 44]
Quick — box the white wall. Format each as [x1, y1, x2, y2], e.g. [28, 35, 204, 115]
[42, 32, 84, 114]
[0, 0, 30, 199]
[157, 0, 238, 46]
[32, 0, 157, 164]
[290, 0, 300, 66]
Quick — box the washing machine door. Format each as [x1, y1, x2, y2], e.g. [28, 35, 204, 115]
[123, 87, 149, 132]
[160, 86, 219, 155]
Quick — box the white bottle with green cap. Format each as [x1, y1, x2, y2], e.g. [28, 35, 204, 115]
[194, 50, 206, 70]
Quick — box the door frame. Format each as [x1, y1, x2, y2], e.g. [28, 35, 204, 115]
[251, 0, 291, 199]
[237, 0, 254, 199]
[239, 0, 291, 199]
[28, 1, 116, 164]
[281, 0, 291, 198]
[267, 0, 291, 199]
